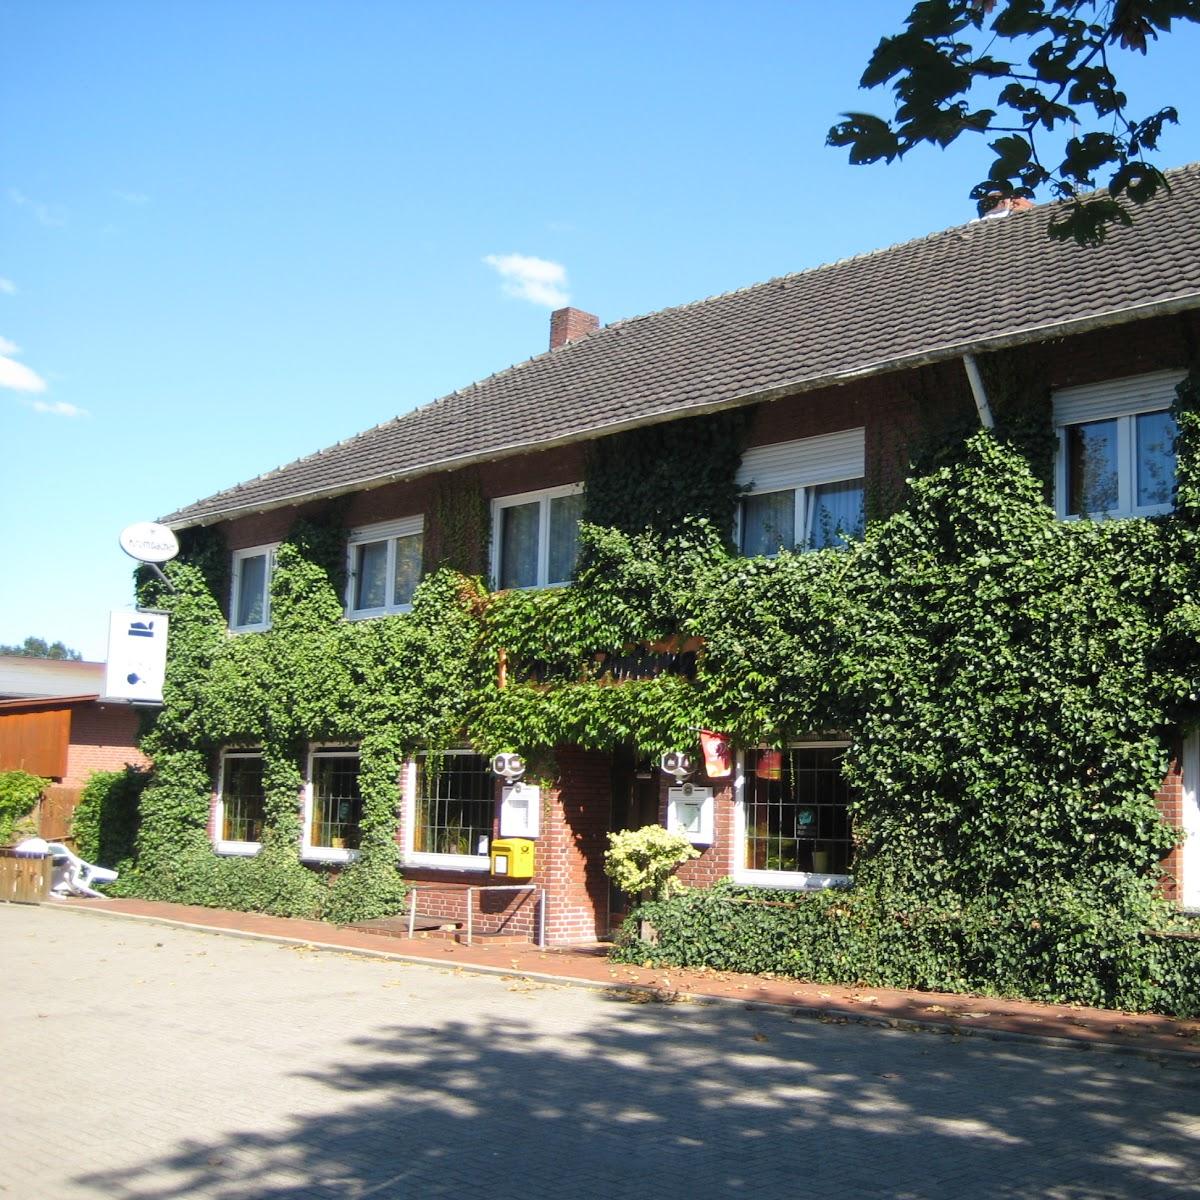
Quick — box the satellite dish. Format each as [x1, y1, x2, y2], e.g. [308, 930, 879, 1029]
[119, 522, 180, 564]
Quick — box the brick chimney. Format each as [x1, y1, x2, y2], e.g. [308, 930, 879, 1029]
[980, 193, 1036, 219]
[549, 307, 599, 350]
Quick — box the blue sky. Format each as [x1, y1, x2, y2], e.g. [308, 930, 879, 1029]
[3, 1, 1200, 661]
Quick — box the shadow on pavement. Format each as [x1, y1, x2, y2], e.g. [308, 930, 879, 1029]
[76, 985, 1199, 1200]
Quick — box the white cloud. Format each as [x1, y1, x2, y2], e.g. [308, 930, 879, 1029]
[0, 336, 18, 355]
[8, 188, 67, 228]
[483, 253, 569, 308]
[112, 189, 150, 206]
[0, 278, 15, 295]
[29, 399, 87, 418]
[0, 352, 46, 393]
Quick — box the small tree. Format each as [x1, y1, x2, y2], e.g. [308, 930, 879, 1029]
[0, 637, 82, 660]
[604, 825, 700, 902]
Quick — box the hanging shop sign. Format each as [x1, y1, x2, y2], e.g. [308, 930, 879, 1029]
[103, 610, 169, 704]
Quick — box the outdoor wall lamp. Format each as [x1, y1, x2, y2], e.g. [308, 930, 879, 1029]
[659, 750, 693, 785]
[491, 752, 527, 788]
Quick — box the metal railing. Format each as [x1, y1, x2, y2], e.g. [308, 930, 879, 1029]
[407, 883, 545, 947]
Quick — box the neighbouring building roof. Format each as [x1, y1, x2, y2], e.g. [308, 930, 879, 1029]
[0, 657, 105, 701]
[165, 163, 1200, 529]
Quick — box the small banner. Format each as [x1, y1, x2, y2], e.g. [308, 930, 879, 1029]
[755, 749, 783, 781]
[699, 730, 733, 778]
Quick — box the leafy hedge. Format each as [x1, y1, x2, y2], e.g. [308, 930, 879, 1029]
[616, 882, 1200, 1016]
[70, 766, 148, 868]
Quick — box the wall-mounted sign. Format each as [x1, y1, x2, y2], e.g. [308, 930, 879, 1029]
[118, 522, 179, 564]
[103, 611, 169, 703]
[667, 785, 714, 846]
[500, 783, 541, 838]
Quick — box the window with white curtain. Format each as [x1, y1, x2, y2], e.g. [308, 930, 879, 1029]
[346, 516, 425, 617]
[736, 428, 866, 555]
[230, 545, 278, 632]
[491, 484, 584, 589]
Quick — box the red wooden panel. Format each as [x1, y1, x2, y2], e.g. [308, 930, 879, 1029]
[0, 708, 70, 778]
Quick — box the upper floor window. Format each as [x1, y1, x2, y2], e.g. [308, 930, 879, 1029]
[492, 484, 584, 590]
[214, 750, 265, 855]
[303, 747, 362, 863]
[1054, 370, 1183, 520]
[736, 429, 865, 555]
[230, 544, 278, 632]
[346, 516, 424, 618]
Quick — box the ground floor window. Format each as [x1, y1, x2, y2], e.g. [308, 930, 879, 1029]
[738, 744, 853, 885]
[404, 750, 494, 870]
[304, 748, 363, 862]
[215, 751, 265, 854]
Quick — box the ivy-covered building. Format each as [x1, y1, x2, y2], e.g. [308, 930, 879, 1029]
[136, 164, 1200, 971]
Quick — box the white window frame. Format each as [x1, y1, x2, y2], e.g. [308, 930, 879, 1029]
[736, 429, 866, 556]
[1053, 370, 1184, 521]
[401, 750, 493, 872]
[345, 515, 425, 619]
[229, 543, 278, 633]
[490, 482, 584, 591]
[1183, 730, 1200, 911]
[733, 742, 854, 891]
[213, 749, 265, 857]
[302, 745, 363, 865]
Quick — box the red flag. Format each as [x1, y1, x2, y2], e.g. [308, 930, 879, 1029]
[699, 730, 732, 778]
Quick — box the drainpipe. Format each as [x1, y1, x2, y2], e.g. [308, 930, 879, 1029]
[962, 353, 995, 430]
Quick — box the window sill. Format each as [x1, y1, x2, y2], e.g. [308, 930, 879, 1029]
[1059, 505, 1173, 522]
[301, 847, 361, 865]
[403, 852, 491, 873]
[229, 624, 271, 635]
[214, 840, 262, 857]
[345, 605, 414, 621]
[734, 869, 852, 891]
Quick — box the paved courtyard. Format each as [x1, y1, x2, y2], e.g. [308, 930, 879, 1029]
[2, 905, 1198, 1200]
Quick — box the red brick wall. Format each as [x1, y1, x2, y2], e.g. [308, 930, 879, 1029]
[1156, 747, 1184, 902]
[672, 766, 737, 889]
[64, 703, 149, 787]
[533, 746, 612, 944]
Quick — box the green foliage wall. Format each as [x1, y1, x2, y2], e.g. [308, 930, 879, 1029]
[71, 766, 148, 867]
[0, 770, 47, 845]
[119, 367, 1200, 1012]
[583, 409, 751, 542]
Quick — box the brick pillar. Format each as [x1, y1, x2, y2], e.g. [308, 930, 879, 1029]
[1157, 745, 1184, 902]
[672, 770, 737, 889]
[536, 746, 612, 944]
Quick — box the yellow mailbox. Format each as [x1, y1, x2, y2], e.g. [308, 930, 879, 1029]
[490, 838, 535, 879]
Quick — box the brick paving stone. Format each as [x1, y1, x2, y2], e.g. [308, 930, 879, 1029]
[2, 903, 1199, 1199]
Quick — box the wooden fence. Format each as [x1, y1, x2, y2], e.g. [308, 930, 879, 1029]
[0, 848, 51, 904]
[38, 784, 84, 843]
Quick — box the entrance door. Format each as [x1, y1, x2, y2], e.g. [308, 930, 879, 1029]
[608, 747, 662, 930]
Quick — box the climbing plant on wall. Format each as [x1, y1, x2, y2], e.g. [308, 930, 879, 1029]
[110, 367, 1200, 1010]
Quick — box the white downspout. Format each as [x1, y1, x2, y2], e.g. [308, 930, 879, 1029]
[963, 353, 995, 430]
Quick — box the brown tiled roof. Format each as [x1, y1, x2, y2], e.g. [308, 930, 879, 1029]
[165, 163, 1200, 528]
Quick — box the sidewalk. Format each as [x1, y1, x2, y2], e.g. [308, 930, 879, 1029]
[54, 894, 1200, 1063]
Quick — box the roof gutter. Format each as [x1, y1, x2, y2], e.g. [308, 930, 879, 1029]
[165, 290, 1200, 530]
